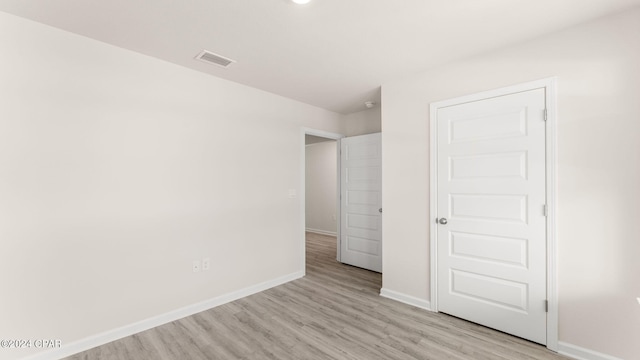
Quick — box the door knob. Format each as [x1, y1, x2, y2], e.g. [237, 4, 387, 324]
[379, 208, 382, 213]
[438, 218, 448, 225]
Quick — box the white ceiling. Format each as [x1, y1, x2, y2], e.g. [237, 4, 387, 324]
[1, 0, 639, 114]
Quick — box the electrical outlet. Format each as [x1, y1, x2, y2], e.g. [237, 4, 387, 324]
[192, 260, 201, 273]
[202, 257, 210, 271]
[636, 297, 640, 305]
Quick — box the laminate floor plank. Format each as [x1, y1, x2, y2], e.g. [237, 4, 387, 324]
[64, 232, 570, 360]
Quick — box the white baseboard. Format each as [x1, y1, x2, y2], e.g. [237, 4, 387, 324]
[380, 288, 433, 311]
[378, 294, 623, 360]
[305, 228, 337, 237]
[558, 342, 622, 360]
[21, 271, 304, 360]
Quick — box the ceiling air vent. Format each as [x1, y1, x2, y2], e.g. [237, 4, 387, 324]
[195, 50, 236, 68]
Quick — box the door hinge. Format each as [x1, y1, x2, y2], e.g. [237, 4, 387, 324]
[544, 300, 549, 312]
[543, 108, 548, 121]
[543, 204, 548, 217]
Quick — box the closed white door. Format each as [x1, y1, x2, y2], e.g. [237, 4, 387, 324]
[436, 88, 547, 344]
[340, 133, 382, 273]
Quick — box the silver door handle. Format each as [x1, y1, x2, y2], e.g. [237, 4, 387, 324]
[438, 218, 448, 225]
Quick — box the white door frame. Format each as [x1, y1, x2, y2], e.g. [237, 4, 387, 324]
[301, 128, 344, 275]
[428, 78, 558, 351]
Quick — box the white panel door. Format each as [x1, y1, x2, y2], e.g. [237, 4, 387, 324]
[340, 133, 382, 273]
[436, 88, 547, 344]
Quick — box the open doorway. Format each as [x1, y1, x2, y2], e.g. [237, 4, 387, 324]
[301, 129, 383, 275]
[301, 129, 343, 274]
[305, 135, 338, 237]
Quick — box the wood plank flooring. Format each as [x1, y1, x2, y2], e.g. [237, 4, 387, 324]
[65, 232, 570, 360]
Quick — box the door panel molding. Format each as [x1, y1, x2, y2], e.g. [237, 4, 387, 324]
[429, 78, 558, 351]
[340, 133, 383, 273]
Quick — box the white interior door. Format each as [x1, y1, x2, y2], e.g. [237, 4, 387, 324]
[436, 88, 547, 344]
[340, 133, 382, 273]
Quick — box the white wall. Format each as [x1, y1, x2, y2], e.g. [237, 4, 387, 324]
[0, 12, 345, 360]
[345, 106, 381, 136]
[305, 141, 337, 235]
[382, 8, 640, 360]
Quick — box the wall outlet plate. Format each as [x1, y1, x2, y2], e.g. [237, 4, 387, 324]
[202, 257, 210, 271]
[192, 260, 201, 273]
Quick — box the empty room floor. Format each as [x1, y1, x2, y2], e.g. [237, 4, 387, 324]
[65, 232, 570, 359]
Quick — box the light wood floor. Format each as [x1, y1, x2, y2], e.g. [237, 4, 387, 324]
[65, 232, 570, 360]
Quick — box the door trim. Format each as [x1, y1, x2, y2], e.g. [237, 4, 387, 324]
[428, 78, 558, 351]
[301, 128, 344, 275]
